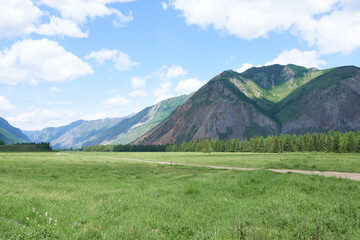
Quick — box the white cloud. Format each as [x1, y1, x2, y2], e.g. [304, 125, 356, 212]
[237, 63, 258, 73]
[175, 78, 205, 94]
[86, 49, 138, 71]
[129, 90, 148, 97]
[153, 82, 174, 103]
[103, 95, 131, 106]
[35, 16, 88, 38]
[0, 39, 93, 85]
[154, 65, 187, 81]
[161, 1, 171, 10]
[0, 95, 15, 111]
[0, 0, 42, 38]
[165, 65, 187, 79]
[131, 77, 147, 88]
[7, 108, 78, 130]
[167, 0, 360, 55]
[295, 5, 360, 55]
[40, 0, 134, 25]
[0, 0, 133, 39]
[265, 48, 326, 68]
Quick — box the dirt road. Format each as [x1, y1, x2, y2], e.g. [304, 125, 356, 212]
[102, 156, 360, 181]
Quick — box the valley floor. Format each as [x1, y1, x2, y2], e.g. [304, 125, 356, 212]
[1, 152, 359, 239]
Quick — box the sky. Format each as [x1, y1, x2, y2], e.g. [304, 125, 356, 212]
[0, 0, 359, 130]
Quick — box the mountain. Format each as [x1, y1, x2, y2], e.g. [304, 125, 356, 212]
[135, 64, 360, 145]
[82, 94, 191, 147]
[0, 117, 30, 144]
[27, 94, 190, 148]
[28, 118, 126, 149]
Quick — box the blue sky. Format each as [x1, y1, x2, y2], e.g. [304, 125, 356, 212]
[0, 0, 359, 130]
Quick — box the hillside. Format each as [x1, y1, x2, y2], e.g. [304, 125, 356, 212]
[135, 64, 360, 145]
[28, 118, 126, 149]
[27, 94, 190, 149]
[0, 117, 30, 144]
[83, 94, 191, 147]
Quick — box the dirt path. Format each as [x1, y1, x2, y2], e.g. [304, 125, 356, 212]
[102, 156, 360, 181]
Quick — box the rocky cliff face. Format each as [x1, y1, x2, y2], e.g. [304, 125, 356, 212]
[135, 65, 360, 145]
[277, 67, 360, 134]
[134, 78, 280, 145]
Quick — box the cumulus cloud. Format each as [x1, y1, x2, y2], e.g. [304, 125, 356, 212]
[0, 0, 133, 39]
[131, 77, 147, 88]
[166, 0, 360, 55]
[129, 90, 148, 97]
[265, 49, 326, 68]
[86, 49, 138, 71]
[175, 78, 205, 94]
[0, 0, 42, 38]
[103, 95, 131, 106]
[0, 95, 15, 111]
[236, 63, 259, 73]
[153, 82, 174, 103]
[6, 107, 79, 130]
[35, 16, 88, 38]
[39, 0, 134, 25]
[154, 65, 187, 81]
[0, 39, 93, 85]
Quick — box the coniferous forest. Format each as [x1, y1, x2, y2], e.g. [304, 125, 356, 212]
[83, 131, 360, 153]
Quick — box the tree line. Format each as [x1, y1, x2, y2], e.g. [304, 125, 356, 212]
[83, 144, 167, 152]
[166, 131, 360, 153]
[82, 131, 360, 153]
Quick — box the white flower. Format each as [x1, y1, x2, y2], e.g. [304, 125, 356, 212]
[26, 217, 29, 220]
[54, 220, 57, 223]
[32, 208, 35, 212]
[45, 212, 48, 217]
[49, 218, 52, 223]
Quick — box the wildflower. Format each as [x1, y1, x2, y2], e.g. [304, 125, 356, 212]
[49, 218, 52, 223]
[55, 220, 57, 223]
[26, 217, 29, 220]
[32, 207, 35, 212]
[36, 212, 39, 214]
[45, 212, 48, 217]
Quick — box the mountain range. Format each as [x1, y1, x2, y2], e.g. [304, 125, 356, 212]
[1, 64, 359, 148]
[135, 64, 360, 145]
[24, 94, 190, 148]
[0, 117, 30, 144]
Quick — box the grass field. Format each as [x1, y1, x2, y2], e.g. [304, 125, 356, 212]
[1, 152, 360, 239]
[101, 152, 360, 173]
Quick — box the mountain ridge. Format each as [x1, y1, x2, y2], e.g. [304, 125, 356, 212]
[135, 64, 360, 145]
[0, 117, 30, 144]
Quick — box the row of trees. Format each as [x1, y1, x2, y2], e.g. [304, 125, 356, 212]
[166, 131, 360, 153]
[83, 144, 167, 152]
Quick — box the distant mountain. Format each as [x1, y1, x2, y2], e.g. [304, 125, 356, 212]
[135, 64, 360, 145]
[82, 94, 191, 147]
[0, 117, 30, 144]
[27, 94, 190, 148]
[28, 118, 126, 149]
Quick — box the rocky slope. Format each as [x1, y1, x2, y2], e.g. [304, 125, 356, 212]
[135, 64, 360, 145]
[0, 117, 30, 144]
[83, 94, 190, 147]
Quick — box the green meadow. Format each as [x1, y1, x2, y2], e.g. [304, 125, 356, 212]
[1, 152, 360, 239]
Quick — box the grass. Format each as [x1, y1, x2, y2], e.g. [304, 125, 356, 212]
[1, 152, 360, 239]
[101, 152, 360, 173]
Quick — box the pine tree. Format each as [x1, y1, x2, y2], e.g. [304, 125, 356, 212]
[333, 133, 341, 153]
[346, 132, 357, 152]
